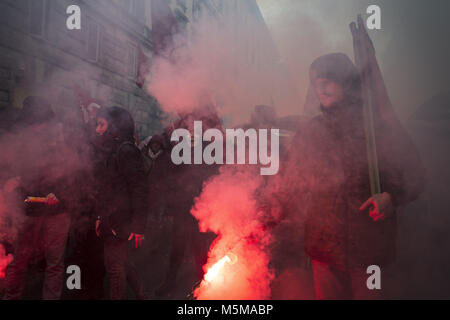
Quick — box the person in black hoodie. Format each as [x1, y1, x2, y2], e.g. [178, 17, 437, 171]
[274, 53, 426, 299]
[4, 96, 73, 300]
[92, 106, 148, 300]
[152, 107, 221, 298]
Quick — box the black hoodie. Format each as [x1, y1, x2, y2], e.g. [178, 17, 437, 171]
[284, 53, 425, 270]
[93, 107, 148, 237]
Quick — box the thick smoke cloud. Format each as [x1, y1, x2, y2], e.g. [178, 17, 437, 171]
[257, 0, 450, 117]
[146, 3, 300, 125]
[1, 0, 448, 299]
[191, 165, 274, 299]
[0, 62, 112, 270]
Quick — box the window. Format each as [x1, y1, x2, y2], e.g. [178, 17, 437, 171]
[87, 20, 99, 62]
[127, 45, 137, 78]
[29, 0, 46, 37]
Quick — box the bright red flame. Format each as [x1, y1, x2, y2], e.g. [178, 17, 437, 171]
[191, 167, 274, 300]
[204, 253, 238, 283]
[204, 255, 231, 283]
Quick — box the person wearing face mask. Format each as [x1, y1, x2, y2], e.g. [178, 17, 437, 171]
[92, 106, 148, 300]
[274, 53, 425, 299]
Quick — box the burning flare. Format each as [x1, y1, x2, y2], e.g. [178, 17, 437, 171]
[204, 253, 237, 283]
[191, 166, 274, 300]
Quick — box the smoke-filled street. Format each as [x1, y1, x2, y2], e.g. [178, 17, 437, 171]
[0, 0, 449, 304]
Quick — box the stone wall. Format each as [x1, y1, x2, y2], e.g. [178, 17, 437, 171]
[0, 0, 162, 138]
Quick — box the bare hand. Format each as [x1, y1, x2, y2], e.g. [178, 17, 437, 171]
[360, 192, 394, 222]
[45, 193, 59, 205]
[128, 233, 144, 248]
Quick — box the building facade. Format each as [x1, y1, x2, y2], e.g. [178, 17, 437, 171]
[0, 0, 160, 137]
[0, 0, 293, 135]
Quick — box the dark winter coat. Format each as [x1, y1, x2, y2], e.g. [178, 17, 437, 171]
[147, 133, 220, 221]
[283, 54, 425, 270]
[93, 107, 148, 238]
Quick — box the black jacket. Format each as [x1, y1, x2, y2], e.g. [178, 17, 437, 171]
[148, 143, 220, 219]
[289, 111, 425, 270]
[279, 54, 426, 270]
[94, 141, 149, 237]
[92, 106, 149, 237]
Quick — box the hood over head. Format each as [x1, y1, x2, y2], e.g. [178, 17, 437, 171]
[304, 53, 363, 117]
[96, 106, 135, 144]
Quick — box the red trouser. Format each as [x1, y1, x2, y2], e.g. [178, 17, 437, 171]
[311, 259, 383, 300]
[5, 213, 70, 300]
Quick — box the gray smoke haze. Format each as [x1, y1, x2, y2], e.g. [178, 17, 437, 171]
[146, 1, 300, 126]
[257, 0, 450, 119]
[1, 0, 449, 299]
[148, 0, 450, 122]
[0, 60, 116, 247]
[258, 0, 450, 299]
[144, 0, 450, 299]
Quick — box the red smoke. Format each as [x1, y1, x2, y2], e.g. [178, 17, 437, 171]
[0, 192, 14, 279]
[0, 243, 13, 279]
[191, 165, 274, 299]
[145, 9, 301, 126]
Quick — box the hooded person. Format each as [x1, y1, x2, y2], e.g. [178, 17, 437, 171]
[153, 107, 221, 298]
[3, 96, 74, 300]
[91, 106, 149, 300]
[274, 53, 425, 299]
